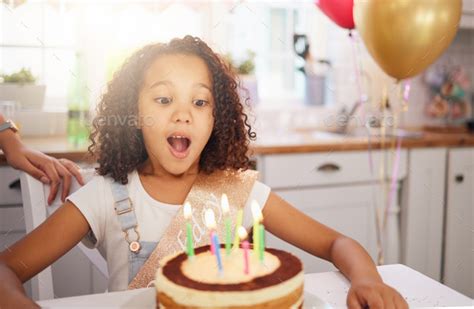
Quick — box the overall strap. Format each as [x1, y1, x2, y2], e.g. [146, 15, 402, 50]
[109, 179, 141, 253]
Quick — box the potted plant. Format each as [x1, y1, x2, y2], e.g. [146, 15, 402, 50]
[225, 51, 259, 105]
[0, 68, 46, 110]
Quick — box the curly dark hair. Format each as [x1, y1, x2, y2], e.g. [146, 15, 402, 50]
[88, 36, 256, 184]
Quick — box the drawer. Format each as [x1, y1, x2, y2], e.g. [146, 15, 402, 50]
[0, 207, 25, 232]
[260, 150, 407, 189]
[0, 166, 22, 205]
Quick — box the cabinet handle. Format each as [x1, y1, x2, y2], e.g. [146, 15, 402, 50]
[455, 174, 464, 183]
[316, 163, 341, 173]
[9, 178, 21, 190]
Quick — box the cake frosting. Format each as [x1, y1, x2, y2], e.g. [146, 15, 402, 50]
[155, 245, 304, 308]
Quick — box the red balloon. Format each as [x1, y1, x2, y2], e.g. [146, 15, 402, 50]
[315, 0, 355, 30]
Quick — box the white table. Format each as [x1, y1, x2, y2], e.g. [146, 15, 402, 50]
[38, 264, 472, 308]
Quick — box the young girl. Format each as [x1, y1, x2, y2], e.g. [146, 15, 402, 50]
[0, 36, 407, 308]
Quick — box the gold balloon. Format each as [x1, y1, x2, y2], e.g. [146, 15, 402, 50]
[354, 0, 462, 80]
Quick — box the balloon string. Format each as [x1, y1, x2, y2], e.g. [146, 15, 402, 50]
[384, 81, 410, 224]
[375, 84, 389, 265]
[403, 81, 411, 101]
[387, 83, 398, 198]
[385, 135, 401, 229]
[349, 32, 375, 176]
[402, 80, 411, 112]
[382, 82, 409, 260]
[350, 31, 383, 264]
[350, 31, 374, 171]
[349, 31, 365, 115]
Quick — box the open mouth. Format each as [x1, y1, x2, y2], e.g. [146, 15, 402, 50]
[167, 134, 191, 159]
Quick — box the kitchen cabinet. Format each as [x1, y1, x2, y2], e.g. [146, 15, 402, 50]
[443, 147, 473, 298]
[400, 148, 447, 282]
[460, 0, 474, 29]
[257, 150, 408, 273]
[266, 184, 379, 273]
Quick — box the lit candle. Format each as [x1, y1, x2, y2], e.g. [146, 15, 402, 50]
[251, 200, 262, 256]
[212, 230, 223, 273]
[221, 194, 232, 256]
[232, 209, 244, 251]
[205, 209, 217, 255]
[259, 223, 265, 261]
[183, 202, 195, 258]
[238, 226, 250, 275]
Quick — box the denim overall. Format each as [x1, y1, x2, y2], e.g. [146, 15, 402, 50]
[110, 179, 157, 285]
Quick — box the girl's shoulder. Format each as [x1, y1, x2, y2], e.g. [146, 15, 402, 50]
[71, 169, 136, 201]
[80, 169, 138, 187]
[77, 169, 107, 190]
[68, 171, 108, 203]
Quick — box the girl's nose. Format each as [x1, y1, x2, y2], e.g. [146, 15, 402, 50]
[172, 108, 192, 124]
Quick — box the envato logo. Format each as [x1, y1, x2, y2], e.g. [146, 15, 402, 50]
[322, 113, 396, 129]
[94, 115, 157, 128]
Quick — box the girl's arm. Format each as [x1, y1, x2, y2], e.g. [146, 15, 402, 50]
[0, 201, 90, 306]
[263, 192, 407, 309]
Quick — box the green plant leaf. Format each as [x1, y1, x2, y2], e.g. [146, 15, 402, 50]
[1, 67, 36, 84]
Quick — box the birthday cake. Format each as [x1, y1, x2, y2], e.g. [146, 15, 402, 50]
[155, 245, 304, 308]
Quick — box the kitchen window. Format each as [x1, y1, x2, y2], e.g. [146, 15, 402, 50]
[1, 0, 342, 109]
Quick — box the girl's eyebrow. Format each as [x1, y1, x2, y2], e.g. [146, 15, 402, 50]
[149, 80, 172, 89]
[194, 82, 212, 92]
[149, 80, 212, 92]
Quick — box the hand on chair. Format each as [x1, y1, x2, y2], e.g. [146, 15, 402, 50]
[4, 137, 85, 205]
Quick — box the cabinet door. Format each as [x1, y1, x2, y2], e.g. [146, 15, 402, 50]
[460, 0, 474, 29]
[444, 148, 474, 297]
[401, 148, 447, 281]
[267, 184, 378, 273]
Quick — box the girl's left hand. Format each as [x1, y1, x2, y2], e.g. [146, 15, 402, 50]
[347, 279, 408, 309]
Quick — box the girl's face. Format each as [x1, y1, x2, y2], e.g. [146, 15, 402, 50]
[138, 53, 214, 176]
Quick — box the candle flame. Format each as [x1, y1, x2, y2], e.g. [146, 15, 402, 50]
[251, 200, 263, 222]
[238, 226, 248, 240]
[183, 202, 192, 219]
[204, 208, 216, 229]
[221, 194, 230, 214]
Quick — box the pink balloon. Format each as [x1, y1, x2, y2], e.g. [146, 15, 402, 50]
[315, 0, 355, 30]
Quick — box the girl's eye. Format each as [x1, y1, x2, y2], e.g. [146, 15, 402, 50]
[193, 99, 208, 107]
[154, 97, 172, 105]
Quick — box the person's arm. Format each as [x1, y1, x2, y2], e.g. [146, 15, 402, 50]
[0, 201, 90, 306]
[0, 113, 84, 204]
[263, 192, 408, 309]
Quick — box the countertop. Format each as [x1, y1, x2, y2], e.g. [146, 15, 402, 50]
[36, 264, 472, 308]
[1, 128, 473, 164]
[254, 128, 474, 154]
